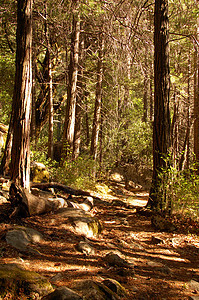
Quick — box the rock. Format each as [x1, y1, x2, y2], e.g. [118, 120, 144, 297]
[72, 216, 102, 238]
[104, 252, 133, 268]
[0, 194, 8, 204]
[111, 199, 127, 207]
[79, 196, 93, 211]
[67, 196, 93, 212]
[0, 263, 53, 299]
[50, 273, 64, 284]
[42, 286, 83, 300]
[55, 208, 102, 238]
[76, 240, 95, 255]
[73, 279, 119, 300]
[151, 215, 176, 232]
[147, 261, 171, 274]
[31, 161, 49, 183]
[6, 226, 43, 254]
[130, 241, 144, 250]
[151, 235, 165, 244]
[102, 278, 127, 297]
[189, 280, 199, 292]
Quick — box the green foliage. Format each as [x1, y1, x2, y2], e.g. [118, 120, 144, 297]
[0, 54, 15, 124]
[31, 138, 97, 189]
[157, 156, 199, 219]
[54, 154, 97, 189]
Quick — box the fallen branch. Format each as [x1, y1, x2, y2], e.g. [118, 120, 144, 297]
[30, 182, 93, 197]
[9, 183, 68, 217]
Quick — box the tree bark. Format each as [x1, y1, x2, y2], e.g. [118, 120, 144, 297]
[90, 33, 104, 160]
[47, 49, 54, 159]
[62, 8, 80, 155]
[10, 0, 32, 190]
[194, 11, 199, 168]
[149, 0, 170, 210]
[44, 4, 54, 160]
[73, 31, 85, 160]
[143, 50, 148, 122]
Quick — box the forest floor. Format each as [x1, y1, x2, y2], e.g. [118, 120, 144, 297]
[0, 179, 199, 299]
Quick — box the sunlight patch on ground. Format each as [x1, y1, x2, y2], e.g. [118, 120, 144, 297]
[151, 254, 190, 263]
[22, 259, 100, 274]
[127, 197, 148, 207]
[95, 183, 112, 195]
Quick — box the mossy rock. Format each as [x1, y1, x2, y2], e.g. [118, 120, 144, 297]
[102, 278, 127, 297]
[73, 279, 119, 300]
[30, 162, 49, 183]
[55, 208, 102, 238]
[71, 216, 102, 238]
[0, 263, 53, 299]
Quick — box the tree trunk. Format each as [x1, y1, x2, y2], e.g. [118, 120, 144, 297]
[10, 0, 32, 190]
[186, 52, 191, 169]
[149, 62, 153, 122]
[85, 99, 90, 147]
[34, 50, 49, 138]
[143, 51, 148, 122]
[149, 0, 170, 211]
[90, 33, 104, 160]
[44, 3, 54, 160]
[73, 31, 85, 160]
[194, 13, 199, 168]
[47, 50, 54, 159]
[62, 9, 80, 155]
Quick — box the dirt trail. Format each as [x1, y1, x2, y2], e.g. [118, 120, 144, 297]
[0, 182, 199, 299]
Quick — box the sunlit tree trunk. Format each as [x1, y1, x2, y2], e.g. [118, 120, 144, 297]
[10, 0, 32, 190]
[149, 0, 170, 210]
[45, 4, 53, 160]
[47, 50, 53, 159]
[194, 12, 199, 168]
[73, 32, 84, 160]
[185, 53, 191, 170]
[34, 50, 49, 138]
[90, 33, 104, 160]
[62, 7, 80, 156]
[85, 99, 90, 147]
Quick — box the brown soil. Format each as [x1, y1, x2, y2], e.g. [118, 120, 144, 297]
[0, 182, 199, 300]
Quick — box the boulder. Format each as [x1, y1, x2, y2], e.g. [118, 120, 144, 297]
[0, 263, 53, 299]
[75, 240, 95, 255]
[151, 215, 176, 232]
[55, 207, 102, 238]
[6, 226, 43, 254]
[104, 252, 133, 268]
[42, 286, 82, 300]
[146, 261, 171, 274]
[73, 279, 119, 300]
[102, 278, 127, 298]
[188, 280, 199, 292]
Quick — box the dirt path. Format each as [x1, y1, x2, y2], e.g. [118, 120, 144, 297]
[0, 182, 199, 299]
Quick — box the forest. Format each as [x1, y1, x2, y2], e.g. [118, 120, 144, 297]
[0, 0, 199, 299]
[0, 0, 198, 215]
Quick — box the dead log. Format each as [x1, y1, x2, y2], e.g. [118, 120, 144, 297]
[30, 182, 92, 197]
[9, 183, 67, 217]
